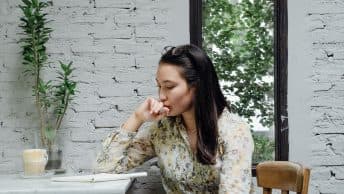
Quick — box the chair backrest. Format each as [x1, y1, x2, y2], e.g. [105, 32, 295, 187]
[256, 161, 311, 194]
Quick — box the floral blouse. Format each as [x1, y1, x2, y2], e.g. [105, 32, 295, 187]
[95, 109, 254, 194]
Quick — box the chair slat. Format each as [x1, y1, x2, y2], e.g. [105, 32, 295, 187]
[281, 190, 289, 194]
[263, 187, 272, 194]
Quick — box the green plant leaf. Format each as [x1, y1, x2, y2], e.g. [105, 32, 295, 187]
[22, 0, 32, 6]
[18, 0, 78, 147]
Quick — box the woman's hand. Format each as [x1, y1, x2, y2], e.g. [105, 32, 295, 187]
[135, 97, 170, 122]
[121, 97, 170, 133]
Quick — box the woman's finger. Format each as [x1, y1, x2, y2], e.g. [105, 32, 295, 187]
[149, 99, 157, 114]
[151, 100, 159, 114]
[160, 107, 170, 114]
[149, 99, 158, 114]
[155, 102, 164, 113]
[157, 107, 170, 119]
[150, 99, 160, 114]
[147, 98, 154, 111]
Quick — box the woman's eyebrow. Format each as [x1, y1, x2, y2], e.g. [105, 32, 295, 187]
[155, 78, 175, 84]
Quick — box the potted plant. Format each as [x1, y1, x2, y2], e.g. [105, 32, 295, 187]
[18, 0, 77, 170]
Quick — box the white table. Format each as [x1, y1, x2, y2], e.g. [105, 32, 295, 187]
[0, 174, 133, 194]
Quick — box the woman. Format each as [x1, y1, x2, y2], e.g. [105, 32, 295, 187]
[96, 44, 254, 193]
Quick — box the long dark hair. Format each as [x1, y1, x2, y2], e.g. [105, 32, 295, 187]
[159, 44, 231, 165]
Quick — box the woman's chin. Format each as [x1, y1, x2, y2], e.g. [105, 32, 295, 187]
[166, 111, 175, 117]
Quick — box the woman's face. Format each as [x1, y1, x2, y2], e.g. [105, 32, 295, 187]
[155, 63, 196, 116]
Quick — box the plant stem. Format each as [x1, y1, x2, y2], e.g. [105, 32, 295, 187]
[55, 91, 69, 133]
[32, 17, 47, 147]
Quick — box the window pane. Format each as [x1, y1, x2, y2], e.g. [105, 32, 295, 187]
[202, 0, 275, 164]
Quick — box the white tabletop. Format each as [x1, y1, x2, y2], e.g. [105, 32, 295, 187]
[0, 174, 132, 194]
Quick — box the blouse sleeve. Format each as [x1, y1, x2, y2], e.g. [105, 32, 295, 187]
[218, 120, 254, 194]
[95, 123, 157, 173]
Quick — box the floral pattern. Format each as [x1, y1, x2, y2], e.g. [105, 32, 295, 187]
[95, 109, 254, 194]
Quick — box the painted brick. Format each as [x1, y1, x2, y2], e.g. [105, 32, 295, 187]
[310, 0, 344, 13]
[308, 0, 344, 193]
[311, 167, 331, 180]
[136, 24, 168, 38]
[94, 0, 134, 8]
[51, 0, 93, 8]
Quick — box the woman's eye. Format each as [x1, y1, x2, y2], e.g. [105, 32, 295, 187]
[156, 85, 175, 90]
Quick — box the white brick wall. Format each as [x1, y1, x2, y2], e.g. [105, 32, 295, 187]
[309, 0, 344, 193]
[0, 1, 187, 187]
[288, 0, 344, 193]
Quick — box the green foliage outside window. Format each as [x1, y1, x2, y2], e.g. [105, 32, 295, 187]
[203, 0, 274, 162]
[252, 133, 274, 163]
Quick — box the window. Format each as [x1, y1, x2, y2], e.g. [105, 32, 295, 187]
[190, 0, 288, 176]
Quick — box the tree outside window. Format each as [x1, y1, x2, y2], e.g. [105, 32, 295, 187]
[202, 0, 274, 164]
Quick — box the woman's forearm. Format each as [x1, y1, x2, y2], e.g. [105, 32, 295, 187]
[121, 112, 144, 132]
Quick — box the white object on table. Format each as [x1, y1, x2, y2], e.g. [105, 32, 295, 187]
[51, 172, 148, 183]
[0, 174, 133, 194]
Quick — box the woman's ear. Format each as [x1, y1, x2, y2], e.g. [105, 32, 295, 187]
[189, 85, 197, 95]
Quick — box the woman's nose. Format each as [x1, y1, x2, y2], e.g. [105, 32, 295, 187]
[159, 91, 167, 101]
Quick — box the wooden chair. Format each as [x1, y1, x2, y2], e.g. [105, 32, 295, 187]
[256, 161, 311, 194]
